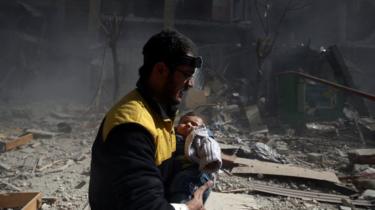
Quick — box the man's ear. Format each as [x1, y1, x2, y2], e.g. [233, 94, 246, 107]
[149, 62, 170, 90]
[153, 62, 169, 78]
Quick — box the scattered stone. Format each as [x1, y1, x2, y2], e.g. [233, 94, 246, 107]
[25, 129, 56, 139]
[360, 189, 375, 200]
[339, 206, 352, 210]
[0, 162, 12, 171]
[353, 164, 370, 173]
[307, 153, 323, 163]
[57, 122, 72, 133]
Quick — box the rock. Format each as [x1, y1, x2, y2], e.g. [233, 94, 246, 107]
[353, 164, 370, 173]
[360, 189, 375, 200]
[339, 206, 352, 210]
[75, 180, 86, 189]
[57, 122, 72, 133]
[354, 178, 375, 190]
[307, 153, 323, 163]
[275, 141, 289, 154]
[0, 162, 12, 171]
[41, 203, 52, 210]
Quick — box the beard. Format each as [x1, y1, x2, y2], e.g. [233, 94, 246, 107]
[161, 75, 187, 106]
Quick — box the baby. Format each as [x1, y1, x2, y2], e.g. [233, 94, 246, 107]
[168, 112, 221, 203]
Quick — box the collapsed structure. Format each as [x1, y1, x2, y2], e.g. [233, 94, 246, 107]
[1, 0, 375, 209]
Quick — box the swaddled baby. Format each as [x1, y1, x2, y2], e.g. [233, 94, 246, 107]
[169, 112, 221, 203]
[184, 125, 222, 173]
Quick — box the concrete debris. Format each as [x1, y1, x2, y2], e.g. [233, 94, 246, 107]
[245, 105, 267, 132]
[306, 123, 337, 134]
[307, 153, 324, 163]
[251, 142, 288, 164]
[0, 105, 98, 209]
[25, 129, 56, 139]
[0, 162, 12, 171]
[348, 148, 375, 165]
[360, 189, 375, 200]
[358, 117, 375, 138]
[339, 206, 352, 210]
[0, 100, 373, 210]
[57, 122, 72, 133]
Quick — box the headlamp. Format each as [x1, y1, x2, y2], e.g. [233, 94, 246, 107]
[171, 55, 203, 70]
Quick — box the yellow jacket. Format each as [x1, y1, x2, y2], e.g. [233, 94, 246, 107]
[102, 89, 176, 166]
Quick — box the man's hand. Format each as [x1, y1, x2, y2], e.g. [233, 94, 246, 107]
[185, 180, 213, 210]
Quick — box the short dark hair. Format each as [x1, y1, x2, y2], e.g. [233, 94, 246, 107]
[178, 111, 199, 124]
[139, 29, 197, 80]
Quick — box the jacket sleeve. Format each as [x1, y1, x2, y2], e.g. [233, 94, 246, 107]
[103, 123, 175, 210]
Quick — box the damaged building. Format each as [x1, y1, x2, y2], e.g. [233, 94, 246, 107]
[0, 0, 375, 209]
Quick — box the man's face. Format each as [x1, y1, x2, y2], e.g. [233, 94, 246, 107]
[176, 115, 204, 137]
[162, 63, 195, 105]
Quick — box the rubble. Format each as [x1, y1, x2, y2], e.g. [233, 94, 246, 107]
[0, 104, 99, 209]
[348, 149, 375, 165]
[1, 100, 375, 210]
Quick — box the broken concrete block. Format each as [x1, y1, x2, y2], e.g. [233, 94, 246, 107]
[245, 105, 267, 132]
[359, 117, 375, 138]
[57, 122, 72, 133]
[25, 129, 56, 139]
[0, 162, 11, 171]
[354, 179, 375, 190]
[360, 189, 375, 200]
[339, 206, 352, 210]
[275, 141, 289, 154]
[348, 149, 375, 165]
[307, 153, 323, 163]
[306, 123, 337, 134]
[353, 164, 370, 173]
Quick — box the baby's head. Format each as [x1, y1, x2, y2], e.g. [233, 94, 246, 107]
[176, 112, 204, 138]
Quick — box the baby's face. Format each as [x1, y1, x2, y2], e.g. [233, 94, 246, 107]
[176, 116, 204, 138]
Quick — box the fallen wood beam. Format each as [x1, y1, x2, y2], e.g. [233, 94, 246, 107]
[0, 134, 33, 153]
[232, 158, 340, 183]
[223, 183, 373, 207]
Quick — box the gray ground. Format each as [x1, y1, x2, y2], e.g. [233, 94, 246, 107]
[0, 103, 373, 210]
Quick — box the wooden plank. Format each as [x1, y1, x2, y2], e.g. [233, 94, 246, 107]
[0, 134, 33, 152]
[0, 192, 41, 210]
[247, 182, 373, 207]
[221, 184, 372, 207]
[23, 192, 42, 210]
[221, 153, 239, 168]
[232, 158, 340, 183]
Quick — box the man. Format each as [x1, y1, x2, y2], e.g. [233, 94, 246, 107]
[89, 30, 212, 210]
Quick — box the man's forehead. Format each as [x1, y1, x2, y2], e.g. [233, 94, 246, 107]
[181, 115, 203, 124]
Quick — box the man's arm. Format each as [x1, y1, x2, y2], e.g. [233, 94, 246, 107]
[103, 123, 174, 210]
[101, 123, 210, 210]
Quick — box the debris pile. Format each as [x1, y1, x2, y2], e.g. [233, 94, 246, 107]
[1, 100, 374, 210]
[0, 104, 102, 209]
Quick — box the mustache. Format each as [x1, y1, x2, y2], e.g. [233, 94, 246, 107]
[182, 84, 190, 91]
